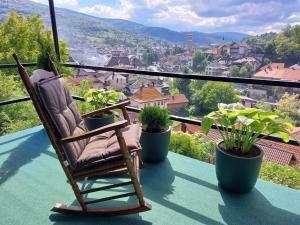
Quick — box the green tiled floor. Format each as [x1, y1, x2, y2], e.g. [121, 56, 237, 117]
[0, 126, 299, 225]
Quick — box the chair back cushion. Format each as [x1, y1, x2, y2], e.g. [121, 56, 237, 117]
[36, 76, 88, 168]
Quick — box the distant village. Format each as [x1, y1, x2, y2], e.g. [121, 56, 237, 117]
[65, 33, 300, 167]
[68, 33, 300, 109]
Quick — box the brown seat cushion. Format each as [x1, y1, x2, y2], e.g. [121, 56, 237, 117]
[76, 123, 141, 170]
[36, 75, 141, 172]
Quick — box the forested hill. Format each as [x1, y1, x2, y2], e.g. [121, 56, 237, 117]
[0, 0, 250, 47]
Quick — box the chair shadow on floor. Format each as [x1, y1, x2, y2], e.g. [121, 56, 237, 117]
[219, 187, 300, 225]
[0, 129, 50, 185]
[49, 176, 153, 225]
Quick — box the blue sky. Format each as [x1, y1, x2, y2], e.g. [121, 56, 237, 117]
[34, 0, 300, 34]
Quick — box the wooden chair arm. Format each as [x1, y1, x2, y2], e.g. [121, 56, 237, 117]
[60, 120, 128, 143]
[81, 100, 131, 119]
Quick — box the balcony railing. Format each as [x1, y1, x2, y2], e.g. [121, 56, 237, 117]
[0, 62, 299, 146]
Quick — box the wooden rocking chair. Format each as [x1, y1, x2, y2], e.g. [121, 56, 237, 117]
[13, 53, 151, 216]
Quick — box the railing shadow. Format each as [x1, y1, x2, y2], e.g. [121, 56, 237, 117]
[0, 132, 33, 146]
[141, 159, 224, 225]
[219, 187, 300, 225]
[0, 129, 50, 185]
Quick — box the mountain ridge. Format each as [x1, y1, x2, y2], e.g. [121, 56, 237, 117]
[0, 0, 251, 46]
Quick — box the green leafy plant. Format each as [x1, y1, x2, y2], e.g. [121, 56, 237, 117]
[140, 106, 169, 132]
[260, 161, 300, 190]
[202, 103, 294, 154]
[170, 132, 216, 162]
[83, 88, 125, 117]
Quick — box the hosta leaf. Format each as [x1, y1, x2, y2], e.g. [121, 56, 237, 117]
[202, 117, 214, 135]
[276, 131, 290, 142]
[237, 115, 254, 126]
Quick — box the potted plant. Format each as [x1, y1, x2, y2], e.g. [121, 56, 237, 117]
[202, 103, 293, 193]
[140, 106, 171, 163]
[83, 88, 125, 130]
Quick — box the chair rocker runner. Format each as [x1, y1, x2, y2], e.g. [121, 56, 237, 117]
[13, 53, 151, 216]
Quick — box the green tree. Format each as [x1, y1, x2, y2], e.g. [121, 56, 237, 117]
[264, 41, 277, 62]
[276, 93, 300, 125]
[229, 65, 240, 77]
[239, 66, 248, 77]
[0, 12, 72, 135]
[192, 50, 207, 72]
[170, 66, 192, 98]
[142, 48, 158, 66]
[191, 82, 239, 114]
[263, 57, 271, 65]
[256, 101, 273, 112]
[0, 71, 40, 134]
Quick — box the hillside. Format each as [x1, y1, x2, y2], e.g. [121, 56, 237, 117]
[98, 19, 251, 45]
[1, 0, 250, 46]
[0, 0, 170, 64]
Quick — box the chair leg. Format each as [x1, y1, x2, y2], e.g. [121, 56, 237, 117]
[137, 150, 144, 168]
[115, 130, 146, 206]
[65, 169, 88, 211]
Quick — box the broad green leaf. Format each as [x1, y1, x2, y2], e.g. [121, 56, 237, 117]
[237, 115, 255, 126]
[202, 117, 214, 135]
[276, 132, 290, 142]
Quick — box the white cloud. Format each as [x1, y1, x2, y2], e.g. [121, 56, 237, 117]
[79, 0, 135, 20]
[54, 0, 78, 6]
[153, 4, 236, 28]
[145, 0, 169, 9]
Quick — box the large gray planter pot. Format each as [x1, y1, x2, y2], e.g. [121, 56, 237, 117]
[140, 126, 171, 163]
[216, 142, 264, 193]
[84, 112, 114, 131]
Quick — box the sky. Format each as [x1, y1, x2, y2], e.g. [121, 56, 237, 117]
[33, 0, 300, 34]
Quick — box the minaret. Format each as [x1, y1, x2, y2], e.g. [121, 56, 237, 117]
[187, 33, 193, 53]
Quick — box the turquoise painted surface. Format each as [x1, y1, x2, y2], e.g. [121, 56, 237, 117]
[0, 126, 299, 225]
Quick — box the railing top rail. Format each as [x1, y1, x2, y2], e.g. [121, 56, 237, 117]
[0, 63, 36, 69]
[0, 95, 299, 146]
[1, 62, 300, 88]
[63, 63, 300, 88]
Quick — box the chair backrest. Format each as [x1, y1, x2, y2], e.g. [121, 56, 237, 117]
[13, 54, 87, 170]
[36, 76, 88, 168]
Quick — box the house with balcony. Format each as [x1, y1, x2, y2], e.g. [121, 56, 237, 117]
[130, 87, 169, 109]
[206, 61, 229, 76]
[232, 57, 262, 71]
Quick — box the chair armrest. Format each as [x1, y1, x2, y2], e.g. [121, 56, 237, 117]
[60, 120, 128, 143]
[81, 100, 130, 119]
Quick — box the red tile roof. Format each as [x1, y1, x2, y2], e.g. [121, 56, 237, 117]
[167, 94, 189, 109]
[258, 140, 297, 165]
[131, 87, 168, 103]
[253, 63, 300, 81]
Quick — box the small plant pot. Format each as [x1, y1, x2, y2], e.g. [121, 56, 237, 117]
[140, 126, 171, 163]
[84, 112, 114, 130]
[216, 142, 263, 193]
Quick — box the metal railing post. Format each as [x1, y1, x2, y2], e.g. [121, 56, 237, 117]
[48, 0, 61, 61]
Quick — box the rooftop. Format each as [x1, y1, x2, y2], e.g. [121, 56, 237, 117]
[131, 87, 169, 103]
[0, 126, 299, 225]
[254, 63, 300, 81]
